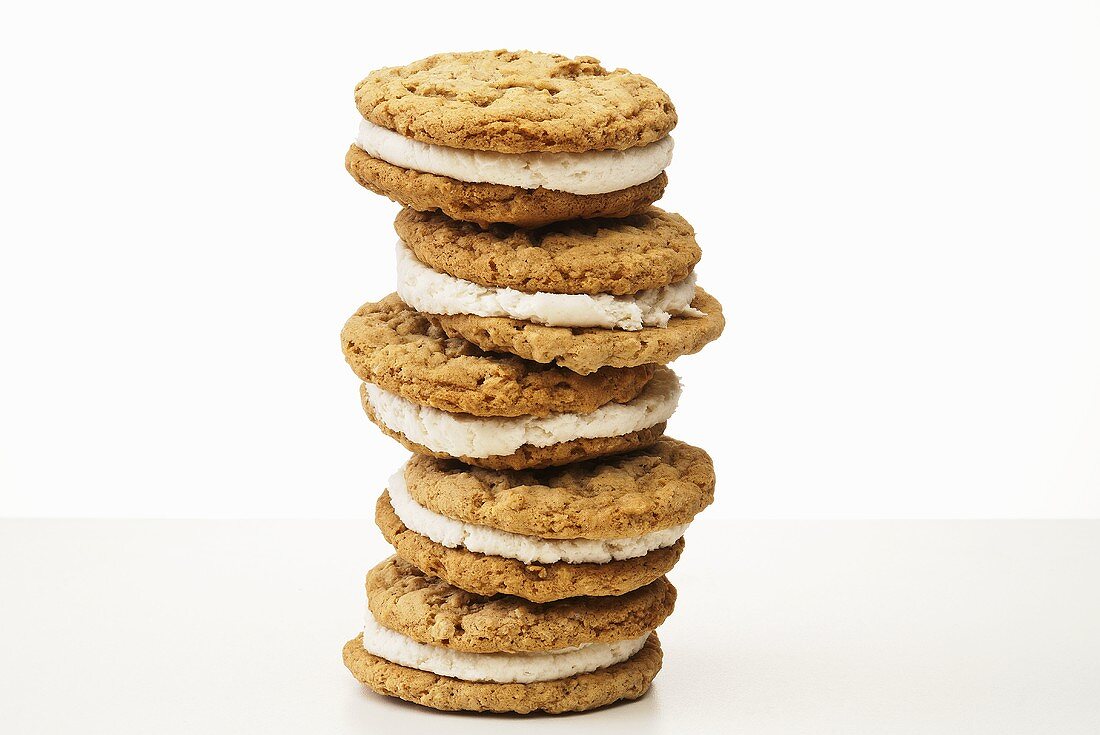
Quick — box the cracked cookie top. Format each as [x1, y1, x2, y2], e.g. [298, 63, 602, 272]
[355, 50, 676, 153]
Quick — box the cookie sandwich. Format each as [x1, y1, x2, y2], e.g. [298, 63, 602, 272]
[393, 205, 726, 374]
[341, 296, 680, 469]
[346, 50, 677, 227]
[343, 556, 673, 713]
[375, 438, 715, 602]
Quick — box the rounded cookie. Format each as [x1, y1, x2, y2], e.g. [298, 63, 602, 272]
[376, 492, 684, 602]
[395, 206, 701, 296]
[346, 146, 667, 228]
[342, 632, 662, 714]
[366, 555, 675, 653]
[403, 437, 715, 540]
[341, 294, 654, 417]
[359, 388, 667, 470]
[354, 50, 676, 154]
[435, 288, 725, 375]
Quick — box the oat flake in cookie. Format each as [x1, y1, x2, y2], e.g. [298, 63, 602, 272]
[346, 50, 677, 226]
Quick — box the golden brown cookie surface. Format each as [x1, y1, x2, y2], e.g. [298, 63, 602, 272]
[395, 206, 701, 295]
[341, 294, 654, 417]
[343, 632, 662, 714]
[346, 146, 666, 227]
[403, 438, 714, 539]
[354, 50, 676, 154]
[435, 288, 726, 375]
[375, 493, 684, 602]
[366, 556, 675, 653]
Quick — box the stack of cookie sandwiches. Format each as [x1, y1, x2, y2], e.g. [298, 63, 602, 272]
[339, 50, 725, 714]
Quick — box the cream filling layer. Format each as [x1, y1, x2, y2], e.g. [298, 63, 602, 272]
[396, 240, 703, 330]
[361, 612, 649, 683]
[363, 367, 680, 459]
[388, 466, 688, 564]
[355, 118, 673, 195]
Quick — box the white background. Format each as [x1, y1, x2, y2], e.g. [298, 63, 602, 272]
[2, 0, 1098, 519]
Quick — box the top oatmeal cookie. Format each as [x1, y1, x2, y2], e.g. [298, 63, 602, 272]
[355, 50, 677, 154]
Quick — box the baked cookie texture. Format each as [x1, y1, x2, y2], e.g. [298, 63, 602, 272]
[346, 146, 667, 228]
[343, 632, 662, 714]
[403, 438, 715, 539]
[340, 51, 720, 714]
[376, 493, 684, 602]
[366, 556, 675, 653]
[436, 288, 726, 375]
[395, 206, 701, 295]
[354, 50, 676, 154]
[341, 294, 654, 417]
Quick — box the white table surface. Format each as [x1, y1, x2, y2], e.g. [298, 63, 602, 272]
[2, 519, 1098, 734]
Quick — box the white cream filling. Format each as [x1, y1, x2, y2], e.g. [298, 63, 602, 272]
[395, 240, 703, 330]
[355, 118, 673, 195]
[364, 367, 680, 459]
[388, 466, 688, 564]
[362, 612, 649, 683]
